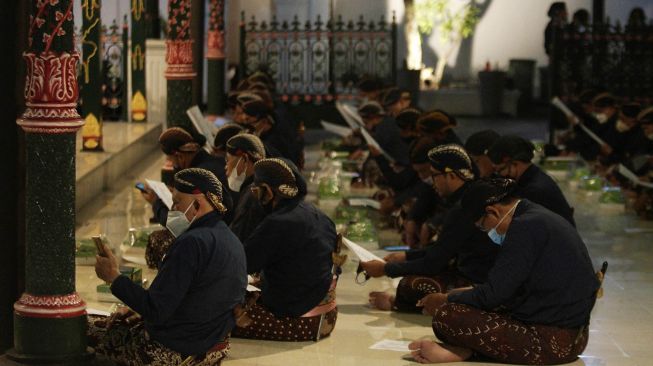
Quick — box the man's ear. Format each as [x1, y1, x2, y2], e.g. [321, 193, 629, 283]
[262, 185, 274, 204]
[485, 204, 500, 219]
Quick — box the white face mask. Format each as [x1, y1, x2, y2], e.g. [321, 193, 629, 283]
[615, 120, 631, 133]
[166, 200, 196, 238]
[227, 158, 247, 192]
[594, 113, 608, 124]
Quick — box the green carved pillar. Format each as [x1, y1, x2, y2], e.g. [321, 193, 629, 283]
[121, 15, 129, 122]
[131, 0, 148, 122]
[165, 0, 195, 131]
[207, 0, 226, 119]
[80, 0, 104, 151]
[146, 0, 161, 39]
[6, 0, 92, 363]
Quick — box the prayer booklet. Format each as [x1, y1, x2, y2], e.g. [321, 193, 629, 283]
[348, 197, 381, 210]
[246, 275, 260, 292]
[335, 101, 364, 129]
[186, 106, 214, 153]
[551, 97, 576, 120]
[618, 164, 653, 189]
[145, 179, 173, 209]
[369, 339, 411, 352]
[342, 237, 385, 263]
[247, 284, 261, 292]
[87, 308, 111, 317]
[321, 120, 352, 137]
[359, 127, 396, 163]
[624, 227, 653, 234]
[551, 97, 609, 147]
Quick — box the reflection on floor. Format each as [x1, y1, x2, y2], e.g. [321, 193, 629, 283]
[75, 127, 653, 366]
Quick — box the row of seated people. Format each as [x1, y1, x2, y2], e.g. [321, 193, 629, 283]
[88, 72, 604, 365]
[88, 71, 338, 365]
[91, 157, 340, 365]
[552, 91, 653, 219]
[336, 80, 602, 364]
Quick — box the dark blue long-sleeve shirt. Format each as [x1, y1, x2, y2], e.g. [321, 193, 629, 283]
[448, 200, 599, 328]
[111, 211, 247, 356]
[516, 164, 576, 226]
[243, 199, 336, 317]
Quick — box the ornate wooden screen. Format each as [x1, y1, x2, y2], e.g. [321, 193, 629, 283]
[240, 13, 397, 104]
[550, 20, 653, 101]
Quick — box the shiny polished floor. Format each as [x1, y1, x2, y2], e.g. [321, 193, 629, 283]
[75, 135, 653, 366]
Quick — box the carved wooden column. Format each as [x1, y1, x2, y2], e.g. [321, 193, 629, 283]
[165, 0, 195, 131]
[80, 0, 104, 151]
[206, 0, 226, 119]
[6, 0, 92, 362]
[131, 0, 148, 121]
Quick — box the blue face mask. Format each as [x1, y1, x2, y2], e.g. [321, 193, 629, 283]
[486, 200, 520, 246]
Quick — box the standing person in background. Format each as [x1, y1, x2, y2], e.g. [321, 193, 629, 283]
[544, 2, 568, 56]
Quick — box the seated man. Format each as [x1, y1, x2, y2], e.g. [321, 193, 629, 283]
[463, 129, 500, 178]
[410, 178, 599, 365]
[361, 144, 498, 312]
[359, 101, 411, 166]
[225, 133, 267, 241]
[416, 110, 463, 146]
[488, 135, 576, 226]
[381, 87, 412, 117]
[212, 123, 244, 159]
[92, 168, 247, 365]
[143, 127, 233, 225]
[232, 158, 339, 341]
[212, 123, 245, 208]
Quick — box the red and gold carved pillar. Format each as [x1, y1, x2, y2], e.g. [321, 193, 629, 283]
[7, 0, 92, 362]
[206, 0, 226, 119]
[165, 0, 195, 131]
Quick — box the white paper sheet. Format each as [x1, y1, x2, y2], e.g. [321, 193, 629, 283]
[341, 103, 364, 125]
[359, 127, 395, 163]
[246, 275, 260, 291]
[342, 237, 385, 263]
[369, 339, 411, 352]
[186, 106, 214, 152]
[321, 120, 352, 137]
[348, 198, 381, 210]
[624, 227, 653, 234]
[87, 308, 111, 317]
[578, 123, 609, 147]
[551, 97, 575, 118]
[145, 179, 173, 209]
[618, 164, 653, 189]
[335, 101, 364, 129]
[551, 97, 609, 146]
[122, 254, 147, 265]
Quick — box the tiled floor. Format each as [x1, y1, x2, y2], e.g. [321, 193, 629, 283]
[74, 124, 653, 365]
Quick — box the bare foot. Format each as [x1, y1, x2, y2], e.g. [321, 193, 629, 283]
[368, 291, 395, 310]
[408, 339, 472, 363]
